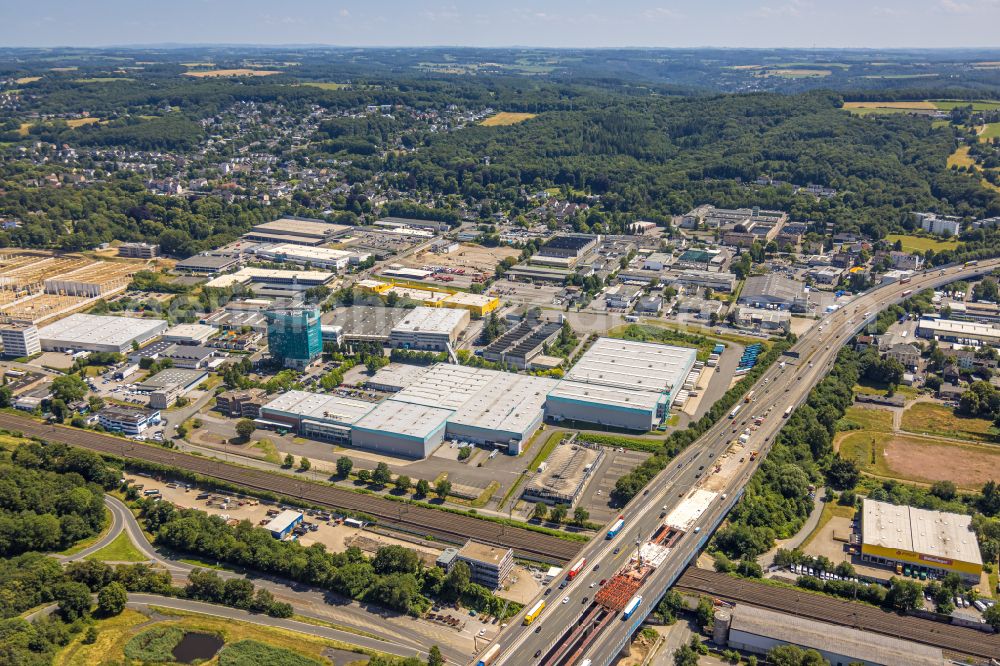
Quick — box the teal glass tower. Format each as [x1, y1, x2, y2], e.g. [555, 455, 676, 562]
[265, 306, 322, 369]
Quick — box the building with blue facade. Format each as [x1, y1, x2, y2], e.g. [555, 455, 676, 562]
[265, 306, 322, 369]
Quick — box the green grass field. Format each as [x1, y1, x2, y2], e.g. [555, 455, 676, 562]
[932, 100, 1000, 111]
[299, 82, 349, 90]
[84, 531, 147, 562]
[837, 406, 893, 433]
[900, 402, 998, 442]
[980, 122, 1000, 141]
[884, 233, 959, 253]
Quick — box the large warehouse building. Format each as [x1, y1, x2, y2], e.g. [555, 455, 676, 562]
[351, 399, 452, 458]
[860, 498, 983, 584]
[546, 338, 698, 431]
[257, 390, 375, 444]
[388, 306, 470, 351]
[38, 314, 168, 353]
[256, 363, 555, 458]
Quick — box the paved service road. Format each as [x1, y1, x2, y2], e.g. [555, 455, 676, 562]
[56, 496, 467, 662]
[484, 259, 1000, 666]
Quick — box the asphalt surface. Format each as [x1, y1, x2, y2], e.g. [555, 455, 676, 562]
[484, 260, 1000, 666]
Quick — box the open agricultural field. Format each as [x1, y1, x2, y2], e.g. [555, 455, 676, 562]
[842, 101, 937, 115]
[901, 401, 997, 442]
[75, 77, 134, 83]
[300, 81, 350, 90]
[480, 112, 537, 126]
[980, 122, 1000, 141]
[183, 69, 280, 77]
[947, 145, 977, 168]
[932, 100, 1000, 111]
[884, 233, 959, 253]
[14, 76, 41, 84]
[762, 68, 832, 78]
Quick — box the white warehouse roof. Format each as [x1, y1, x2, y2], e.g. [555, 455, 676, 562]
[391, 307, 469, 336]
[261, 390, 375, 425]
[563, 337, 698, 394]
[449, 373, 560, 435]
[38, 314, 167, 351]
[353, 399, 453, 440]
[393, 364, 496, 410]
[862, 498, 982, 566]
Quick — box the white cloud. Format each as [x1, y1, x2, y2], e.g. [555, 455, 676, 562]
[642, 7, 682, 20]
[938, 0, 972, 12]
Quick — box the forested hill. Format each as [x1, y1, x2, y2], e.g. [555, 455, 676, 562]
[401, 91, 1000, 238]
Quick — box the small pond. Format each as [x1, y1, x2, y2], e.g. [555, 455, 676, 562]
[171, 632, 224, 663]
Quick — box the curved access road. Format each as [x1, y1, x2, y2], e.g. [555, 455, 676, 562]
[56, 496, 468, 663]
[57, 496, 127, 562]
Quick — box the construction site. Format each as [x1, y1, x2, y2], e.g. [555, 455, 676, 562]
[538, 493, 706, 666]
[0, 250, 146, 325]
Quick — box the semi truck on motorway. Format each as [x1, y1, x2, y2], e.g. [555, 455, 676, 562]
[476, 644, 501, 666]
[729, 404, 742, 419]
[607, 516, 625, 539]
[783, 406, 792, 418]
[567, 557, 587, 580]
[523, 600, 546, 625]
[622, 595, 642, 620]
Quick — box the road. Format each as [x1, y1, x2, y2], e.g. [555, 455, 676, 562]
[484, 259, 1000, 666]
[53, 496, 467, 662]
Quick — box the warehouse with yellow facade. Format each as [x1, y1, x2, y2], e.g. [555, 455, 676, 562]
[860, 499, 983, 584]
[355, 279, 499, 317]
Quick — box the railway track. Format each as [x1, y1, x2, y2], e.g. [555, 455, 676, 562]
[0, 413, 580, 564]
[677, 567, 1000, 661]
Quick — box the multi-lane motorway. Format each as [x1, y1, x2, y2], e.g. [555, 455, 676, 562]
[484, 259, 1000, 666]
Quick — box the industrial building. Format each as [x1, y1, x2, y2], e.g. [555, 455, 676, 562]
[265, 510, 303, 539]
[350, 399, 452, 458]
[481, 319, 562, 369]
[174, 254, 241, 273]
[718, 604, 947, 666]
[364, 363, 430, 392]
[738, 274, 808, 311]
[265, 306, 322, 369]
[388, 306, 470, 351]
[355, 279, 500, 317]
[252, 243, 354, 271]
[215, 388, 267, 418]
[446, 372, 560, 452]
[216, 389, 267, 418]
[38, 314, 168, 353]
[160, 344, 218, 369]
[321, 305, 411, 345]
[917, 318, 1000, 346]
[522, 442, 603, 506]
[136, 368, 209, 409]
[257, 390, 375, 444]
[243, 217, 351, 246]
[860, 498, 983, 583]
[667, 270, 738, 293]
[536, 234, 598, 260]
[204, 268, 335, 295]
[545, 338, 698, 431]
[456, 540, 514, 590]
[733, 306, 791, 333]
[0, 322, 40, 358]
[43, 261, 139, 298]
[162, 323, 219, 346]
[118, 242, 159, 259]
[98, 405, 161, 435]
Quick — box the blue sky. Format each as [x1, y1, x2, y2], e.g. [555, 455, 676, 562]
[3, 0, 1000, 49]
